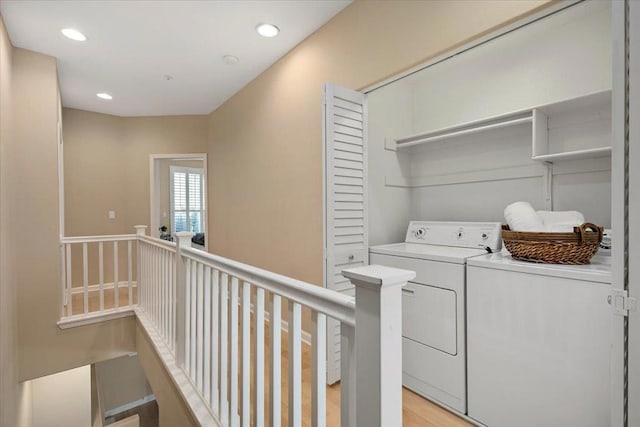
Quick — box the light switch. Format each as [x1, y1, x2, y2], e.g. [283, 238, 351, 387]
[162, 211, 167, 218]
[108, 210, 116, 220]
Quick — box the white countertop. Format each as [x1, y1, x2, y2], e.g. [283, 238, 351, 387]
[467, 253, 612, 284]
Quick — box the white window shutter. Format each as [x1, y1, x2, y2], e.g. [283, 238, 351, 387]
[323, 82, 368, 385]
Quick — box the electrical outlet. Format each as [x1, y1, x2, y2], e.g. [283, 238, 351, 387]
[108, 210, 116, 220]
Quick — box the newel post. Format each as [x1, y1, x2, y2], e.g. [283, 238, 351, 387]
[342, 265, 415, 427]
[175, 231, 194, 368]
[133, 226, 147, 308]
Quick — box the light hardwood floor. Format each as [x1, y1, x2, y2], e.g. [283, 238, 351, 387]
[68, 291, 470, 426]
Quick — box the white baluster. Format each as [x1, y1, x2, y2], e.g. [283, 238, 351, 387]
[83, 242, 88, 314]
[171, 252, 176, 353]
[241, 282, 251, 427]
[211, 269, 220, 415]
[113, 240, 119, 309]
[196, 262, 204, 391]
[340, 323, 356, 427]
[342, 265, 415, 427]
[203, 266, 212, 403]
[175, 231, 193, 370]
[99, 242, 104, 311]
[160, 246, 165, 335]
[154, 246, 158, 322]
[134, 225, 147, 309]
[162, 249, 171, 343]
[128, 240, 133, 307]
[66, 244, 72, 316]
[220, 273, 229, 426]
[270, 293, 281, 427]
[60, 244, 66, 318]
[254, 287, 265, 427]
[312, 311, 326, 427]
[185, 258, 191, 373]
[190, 259, 197, 381]
[230, 277, 239, 427]
[288, 301, 302, 427]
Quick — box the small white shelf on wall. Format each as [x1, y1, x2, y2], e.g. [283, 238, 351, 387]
[394, 89, 612, 164]
[395, 111, 533, 148]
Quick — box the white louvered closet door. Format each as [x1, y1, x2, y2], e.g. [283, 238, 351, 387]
[323, 83, 368, 385]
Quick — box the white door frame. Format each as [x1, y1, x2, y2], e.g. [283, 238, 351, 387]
[149, 153, 208, 249]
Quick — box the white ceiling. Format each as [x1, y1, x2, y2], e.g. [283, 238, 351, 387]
[0, 0, 351, 117]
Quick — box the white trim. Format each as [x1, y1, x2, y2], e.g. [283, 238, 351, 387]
[361, 0, 582, 94]
[61, 234, 136, 244]
[57, 121, 65, 238]
[69, 281, 137, 295]
[627, 2, 640, 426]
[149, 153, 208, 251]
[57, 307, 136, 329]
[611, 2, 627, 426]
[104, 394, 156, 418]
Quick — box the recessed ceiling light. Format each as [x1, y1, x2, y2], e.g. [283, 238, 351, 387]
[96, 93, 112, 100]
[256, 23, 279, 38]
[61, 28, 87, 41]
[223, 55, 239, 65]
[163, 74, 174, 81]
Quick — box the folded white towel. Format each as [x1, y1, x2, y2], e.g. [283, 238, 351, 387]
[504, 202, 545, 232]
[545, 224, 577, 232]
[536, 210, 585, 228]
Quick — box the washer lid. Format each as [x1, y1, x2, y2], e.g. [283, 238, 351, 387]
[369, 242, 490, 264]
[467, 253, 612, 283]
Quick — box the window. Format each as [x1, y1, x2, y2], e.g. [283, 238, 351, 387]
[170, 166, 205, 234]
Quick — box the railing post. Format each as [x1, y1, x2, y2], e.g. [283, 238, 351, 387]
[134, 226, 147, 308]
[175, 231, 194, 369]
[342, 265, 415, 427]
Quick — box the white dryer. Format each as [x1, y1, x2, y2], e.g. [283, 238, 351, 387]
[369, 221, 502, 414]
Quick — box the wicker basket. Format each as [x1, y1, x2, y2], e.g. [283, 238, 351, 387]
[502, 223, 604, 265]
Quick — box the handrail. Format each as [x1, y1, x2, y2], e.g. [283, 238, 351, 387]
[61, 234, 137, 244]
[138, 234, 177, 252]
[181, 245, 356, 326]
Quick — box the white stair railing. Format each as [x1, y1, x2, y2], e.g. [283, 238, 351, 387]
[59, 233, 138, 325]
[60, 226, 415, 426]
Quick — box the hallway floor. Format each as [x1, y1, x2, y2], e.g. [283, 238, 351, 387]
[70, 290, 470, 426]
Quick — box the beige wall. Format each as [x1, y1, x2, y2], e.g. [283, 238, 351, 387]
[206, 0, 553, 285]
[0, 14, 18, 427]
[63, 108, 208, 236]
[135, 321, 197, 427]
[11, 49, 138, 382]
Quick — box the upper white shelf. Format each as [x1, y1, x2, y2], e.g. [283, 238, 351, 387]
[394, 89, 612, 163]
[395, 111, 533, 148]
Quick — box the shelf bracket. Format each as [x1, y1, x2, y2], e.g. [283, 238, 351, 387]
[542, 162, 553, 210]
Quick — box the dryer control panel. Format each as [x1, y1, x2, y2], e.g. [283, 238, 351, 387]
[405, 221, 502, 252]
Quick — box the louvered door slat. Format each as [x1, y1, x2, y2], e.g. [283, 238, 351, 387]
[323, 83, 368, 385]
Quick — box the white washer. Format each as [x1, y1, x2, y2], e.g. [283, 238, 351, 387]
[466, 253, 612, 427]
[369, 221, 502, 414]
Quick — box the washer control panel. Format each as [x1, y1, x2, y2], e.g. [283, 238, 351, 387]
[405, 221, 502, 251]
